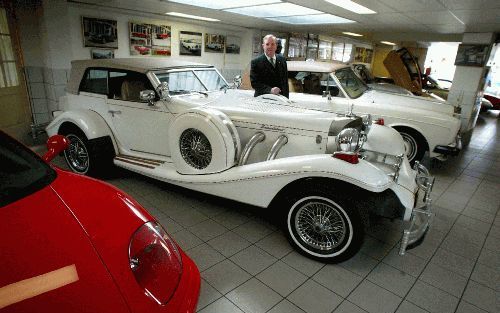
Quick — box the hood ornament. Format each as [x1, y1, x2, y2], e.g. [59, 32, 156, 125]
[346, 103, 356, 117]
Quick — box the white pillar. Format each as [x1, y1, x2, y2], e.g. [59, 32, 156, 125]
[447, 32, 495, 145]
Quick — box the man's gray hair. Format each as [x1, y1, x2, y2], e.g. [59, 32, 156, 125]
[262, 34, 276, 44]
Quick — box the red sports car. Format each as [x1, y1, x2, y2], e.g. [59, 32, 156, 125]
[0, 132, 200, 312]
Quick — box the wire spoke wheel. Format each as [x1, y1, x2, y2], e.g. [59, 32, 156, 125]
[295, 200, 347, 251]
[179, 128, 212, 169]
[65, 134, 89, 173]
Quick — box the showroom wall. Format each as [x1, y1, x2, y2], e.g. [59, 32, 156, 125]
[16, 0, 256, 126]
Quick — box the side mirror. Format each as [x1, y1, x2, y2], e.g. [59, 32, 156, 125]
[140, 90, 156, 106]
[156, 82, 170, 101]
[322, 90, 331, 100]
[233, 75, 242, 89]
[42, 135, 69, 162]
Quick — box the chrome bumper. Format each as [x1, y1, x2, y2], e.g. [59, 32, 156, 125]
[433, 134, 462, 156]
[399, 161, 435, 255]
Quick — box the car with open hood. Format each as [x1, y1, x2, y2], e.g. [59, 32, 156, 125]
[46, 58, 434, 262]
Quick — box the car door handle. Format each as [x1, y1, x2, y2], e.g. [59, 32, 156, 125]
[108, 110, 121, 117]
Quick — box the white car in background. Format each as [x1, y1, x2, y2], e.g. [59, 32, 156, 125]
[245, 60, 462, 164]
[46, 58, 433, 263]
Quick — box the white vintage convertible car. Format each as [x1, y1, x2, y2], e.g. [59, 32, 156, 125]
[242, 61, 462, 164]
[46, 58, 433, 262]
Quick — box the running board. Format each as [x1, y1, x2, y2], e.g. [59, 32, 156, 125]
[114, 154, 166, 170]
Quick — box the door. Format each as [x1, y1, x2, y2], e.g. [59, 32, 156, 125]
[0, 3, 31, 142]
[106, 70, 173, 156]
[0, 187, 129, 313]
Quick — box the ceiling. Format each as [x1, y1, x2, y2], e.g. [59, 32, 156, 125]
[72, 0, 500, 42]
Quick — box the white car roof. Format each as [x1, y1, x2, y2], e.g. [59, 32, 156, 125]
[67, 58, 213, 94]
[287, 60, 350, 73]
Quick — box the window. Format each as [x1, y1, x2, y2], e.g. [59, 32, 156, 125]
[0, 8, 18, 88]
[319, 40, 332, 60]
[335, 68, 367, 99]
[79, 69, 108, 94]
[332, 42, 353, 63]
[0, 132, 56, 207]
[306, 34, 319, 60]
[287, 33, 307, 60]
[155, 69, 227, 94]
[194, 70, 228, 91]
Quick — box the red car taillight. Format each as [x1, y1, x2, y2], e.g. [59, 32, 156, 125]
[129, 222, 182, 304]
[374, 118, 385, 125]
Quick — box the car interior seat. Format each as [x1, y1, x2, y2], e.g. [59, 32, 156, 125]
[303, 75, 321, 95]
[121, 80, 146, 101]
[288, 78, 303, 93]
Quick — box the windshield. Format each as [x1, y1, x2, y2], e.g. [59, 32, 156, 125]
[155, 69, 228, 95]
[0, 132, 56, 207]
[334, 68, 368, 99]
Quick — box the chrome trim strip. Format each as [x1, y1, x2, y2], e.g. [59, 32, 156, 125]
[117, 154, 165, 165]
[213, 111, 240, 162]
[115, 157, 156, 169]
[238, 132, 265, 166]
[266, 135, 288, 161]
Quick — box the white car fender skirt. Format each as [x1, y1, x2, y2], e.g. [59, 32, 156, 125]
[169, 107, 241, 174]
[46, 110, 115, 141]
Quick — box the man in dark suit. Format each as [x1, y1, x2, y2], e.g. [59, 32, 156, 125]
[250, 34, 289, 98]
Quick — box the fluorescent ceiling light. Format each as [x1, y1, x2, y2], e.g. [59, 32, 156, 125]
[380, 41, 396, 46]
[342, 31, 363, 36]
[165, 12, 220, 22]
[324, 0, 376, 14]
[168, 0, 280, 10]
[225, 3, 322, 18]
[271, 14, 355, 24]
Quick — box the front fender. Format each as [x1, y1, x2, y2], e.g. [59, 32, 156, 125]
[364, 124, 406, 156]
[46, 110, 116, 148]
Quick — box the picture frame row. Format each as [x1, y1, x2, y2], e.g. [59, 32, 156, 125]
[82, 16, 241, 59]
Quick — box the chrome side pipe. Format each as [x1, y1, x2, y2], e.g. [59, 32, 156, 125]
[266, 135, 288, 161]
[238, 132, 265, 166]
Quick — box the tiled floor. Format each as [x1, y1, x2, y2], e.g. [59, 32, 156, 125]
[41, 111, 500, 313]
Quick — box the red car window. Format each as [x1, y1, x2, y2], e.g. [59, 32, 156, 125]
[0, 132, 56, 207]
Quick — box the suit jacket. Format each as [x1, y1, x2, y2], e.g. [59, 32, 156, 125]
[250, 54, 289, 98]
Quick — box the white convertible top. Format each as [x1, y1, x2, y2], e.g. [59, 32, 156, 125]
[287, 60, 349, 73]
[66, 58, 213, 95]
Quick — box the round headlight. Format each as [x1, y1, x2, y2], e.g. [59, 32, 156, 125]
[362, 114, 372, 133]
[337, 128, 360, 152]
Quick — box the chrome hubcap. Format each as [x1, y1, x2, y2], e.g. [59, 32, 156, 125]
[65, 134, 89, 173]
[295, 201, 346, 251]
[180, 128, 212, 169]
[401, 132, 417, 162]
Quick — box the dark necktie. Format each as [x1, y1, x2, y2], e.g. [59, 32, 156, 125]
[270, 58, 275, 67]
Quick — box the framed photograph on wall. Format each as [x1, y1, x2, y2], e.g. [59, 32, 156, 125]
[225, 36, 240, 54]
[129, 22, 171, 56]
[129, 22, 152, 56]
[91, 48, 114, 59]
[180, 31, 202, 56]
[454, 44, 490, 67]
[151, 24, 171, 56]
[82, 17, 118, 48]
[205, 34, 225, 53]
